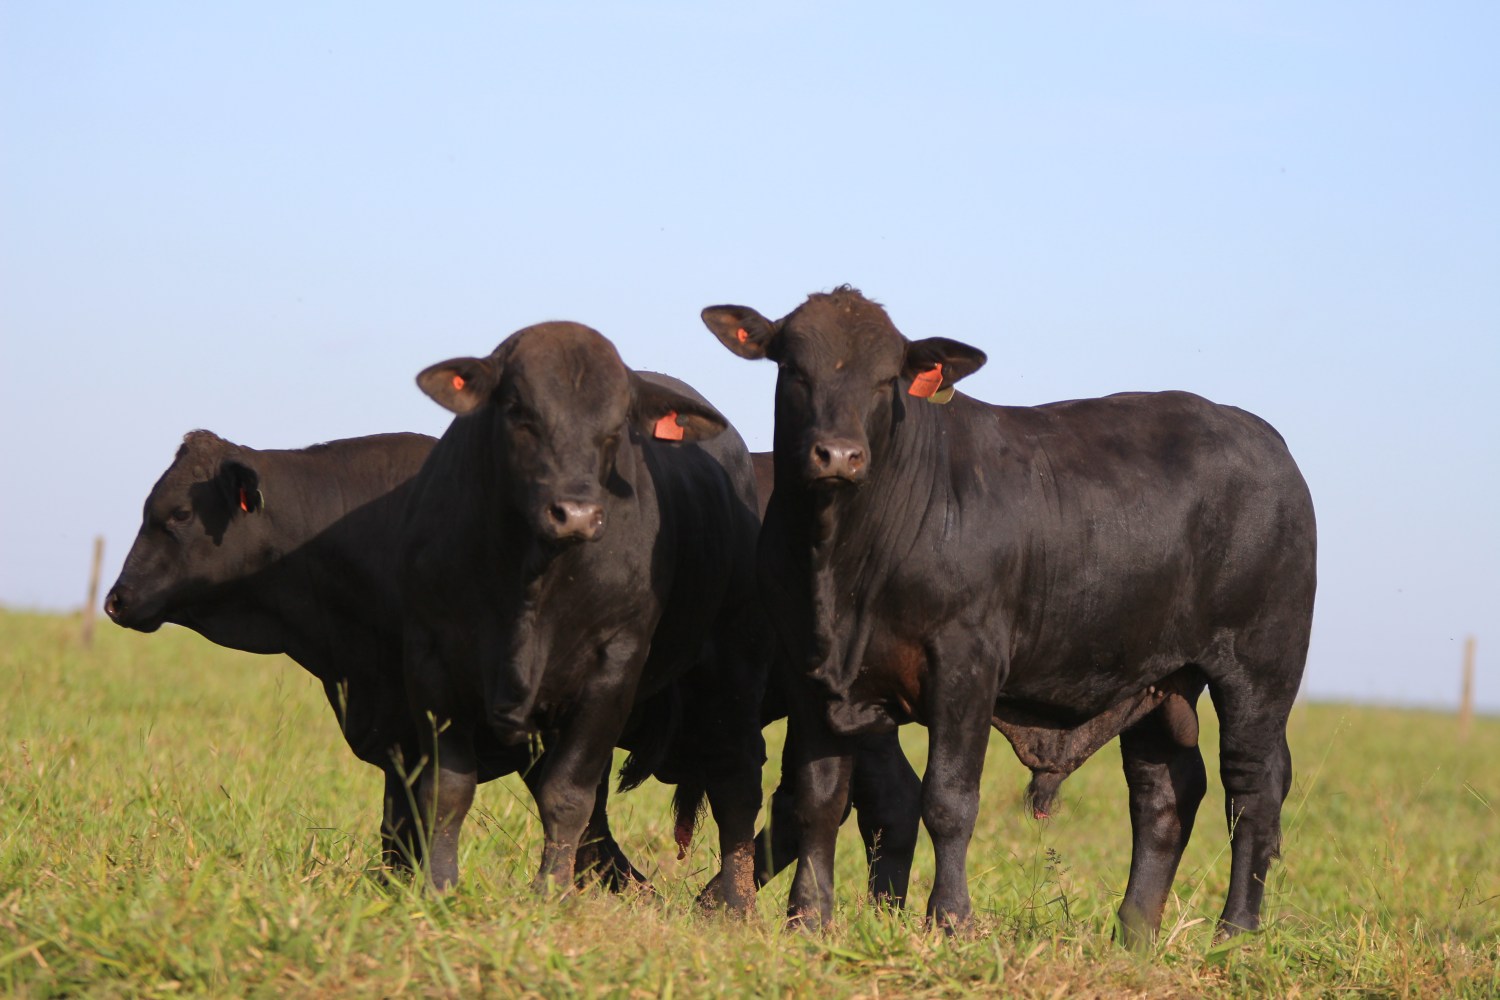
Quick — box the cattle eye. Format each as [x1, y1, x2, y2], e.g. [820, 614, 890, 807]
[169, 508, 192, 524]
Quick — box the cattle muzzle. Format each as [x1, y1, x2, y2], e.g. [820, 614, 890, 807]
[103, 583, 164, 632]
[539, 499, 606, 542]
[807, 439, 868, 485]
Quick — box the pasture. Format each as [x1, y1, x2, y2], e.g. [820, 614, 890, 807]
[2, 609, 1496, 997]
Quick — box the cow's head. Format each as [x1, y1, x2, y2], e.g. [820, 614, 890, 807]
[703, 286, 986, 486]
[105, 430, 269, 631]
[417, 321, 727, 543]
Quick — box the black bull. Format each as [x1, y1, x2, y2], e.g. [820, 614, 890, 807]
[705, 286, 1316, 945]
[105, 426, 919, 895]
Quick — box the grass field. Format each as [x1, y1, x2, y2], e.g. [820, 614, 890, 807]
[1, 609, 1496, 997]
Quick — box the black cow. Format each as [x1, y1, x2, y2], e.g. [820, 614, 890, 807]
[103, 430, 646, 885]
[399, 322, 768, 910]
[704, 287, 1316, 945]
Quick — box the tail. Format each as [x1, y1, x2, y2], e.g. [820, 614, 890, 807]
[672, 780, 708, 861]
[617, 686, 681, 792]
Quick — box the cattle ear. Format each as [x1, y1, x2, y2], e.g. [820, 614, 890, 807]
[629, 375, 729, 443]
[903, 337, 988, 395]
[219, 460, 263, 515]
[702, 305, 780, 361]
[416, 357, 499, 414]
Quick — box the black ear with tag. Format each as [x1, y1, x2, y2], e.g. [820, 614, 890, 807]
[903, 337, 987, 403]
[416, 357, 501, 414]
[702, 305, 781, 361]
[629, 374, 729, 443]
[220, 461, 263, 515]
[903, 337, 987, 385]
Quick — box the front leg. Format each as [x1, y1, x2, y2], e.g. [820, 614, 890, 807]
[922, 628, 1001, 931]
[525, 760, 651, 892]
[785, 696, 857, 929]
[527, 646, 643, 896]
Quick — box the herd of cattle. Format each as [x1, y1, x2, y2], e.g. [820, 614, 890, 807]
[104, 286, 1316, 946]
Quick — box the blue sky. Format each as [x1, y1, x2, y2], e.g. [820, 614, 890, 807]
[2, 2, 1496, 709]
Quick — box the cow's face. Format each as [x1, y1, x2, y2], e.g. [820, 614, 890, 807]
[105, 431, 269, 631]
[703, 287, 986, 486]
[417, 321, 727, 543]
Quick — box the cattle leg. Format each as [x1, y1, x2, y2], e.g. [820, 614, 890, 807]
[1209, 675, 1297, 941]
[754, 722, 856, 887]
[698, 760, 764, 914]
[849, 730, 921, 906]
[785, 704, 856, 929]
[1115, 691, 1207, 949]
[527, 685, 634, 896]
[566, 765, 652, 892]
[381, 765, 423, 874]
[922, 634, 1001, 932]
[753, 761, 806, 887]
[416, 724, 477, 892]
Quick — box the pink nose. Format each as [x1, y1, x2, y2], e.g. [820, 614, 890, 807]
[809, 440, 867, 482]
[545, 500, 605, 540]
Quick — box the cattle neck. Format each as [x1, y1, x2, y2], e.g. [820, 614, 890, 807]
[776, 389, 961, 706]
[481, 427, 656, 738]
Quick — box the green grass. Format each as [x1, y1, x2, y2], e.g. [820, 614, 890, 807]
[2, 609, 1496, 997]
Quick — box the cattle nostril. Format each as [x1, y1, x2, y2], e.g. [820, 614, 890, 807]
[809, 441, 867, 481]
[104, 590, 122, 619]
[546, 501, 606, 539]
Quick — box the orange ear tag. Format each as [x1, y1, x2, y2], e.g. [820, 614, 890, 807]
[907, 363, 944, 399]
[653, 411, 685, 441]
[239, 487, 250, 512]
[451, 374, 466, 391]
[736, 327, 748, 343]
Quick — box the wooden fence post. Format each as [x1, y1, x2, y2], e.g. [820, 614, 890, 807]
[81, 535, 104, 647]
[1458, 635, 1476, 741]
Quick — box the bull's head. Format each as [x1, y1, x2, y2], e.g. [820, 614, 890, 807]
[417, 321, 726, 543]
[105, 430, 268, 631]
[702, 286, 986, 487]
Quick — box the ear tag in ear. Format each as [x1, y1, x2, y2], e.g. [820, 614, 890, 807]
[239, 487, 251, 513]
[907, 363, 944, 399]
[653, 410, 685, 442]
[736, 327, 748, 344]
[451, 374, 466, 391]
[930, 385, 956, 405]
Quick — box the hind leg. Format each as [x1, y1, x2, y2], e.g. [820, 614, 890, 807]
[754, 760, 806, 886]
[850, 729, 921, 906]
[1209, 675, 1298, 940]
[1116, 686, 1207, 949]
[381, 764, 423, 874]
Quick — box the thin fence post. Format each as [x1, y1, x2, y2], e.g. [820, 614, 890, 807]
[1458, 635, 1476, 740]
[81, 535, 105, 647]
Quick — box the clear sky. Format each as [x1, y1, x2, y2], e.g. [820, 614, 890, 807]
[2, 3, 1496, 709]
